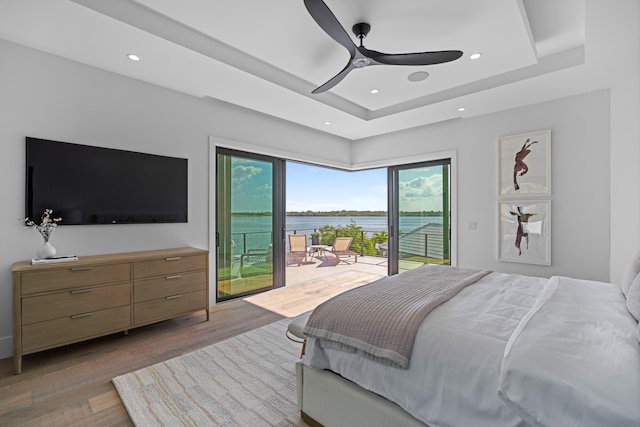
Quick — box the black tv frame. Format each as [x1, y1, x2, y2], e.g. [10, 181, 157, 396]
[25, 137, 188, 225]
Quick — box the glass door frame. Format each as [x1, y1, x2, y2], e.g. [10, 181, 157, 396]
[387, 157, 455, 275]
[209, 140, 457, 303]
[214, 147, 286, 302]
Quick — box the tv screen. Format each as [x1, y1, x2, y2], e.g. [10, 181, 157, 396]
[26, 137, 188, 225]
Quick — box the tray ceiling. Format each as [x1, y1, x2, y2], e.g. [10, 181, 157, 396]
[0, 0, 587, 140]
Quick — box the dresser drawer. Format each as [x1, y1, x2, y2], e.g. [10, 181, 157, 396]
[134, 271, 206, 303]
[22, 305, 131, 354]
[22, 283, 131, 325]
[133, 254, 206, 279]
[20, 263, 130, 295]
[134, 290, 206, 326]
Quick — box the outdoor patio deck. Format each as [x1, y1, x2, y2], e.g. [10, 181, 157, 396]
[243, 253, 388, 317]
[285, 252, 388, 286]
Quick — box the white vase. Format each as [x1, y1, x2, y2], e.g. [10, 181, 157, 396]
[36, 241, 57, 259]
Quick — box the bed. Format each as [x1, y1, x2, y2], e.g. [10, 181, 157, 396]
[296, 264, 640, 427]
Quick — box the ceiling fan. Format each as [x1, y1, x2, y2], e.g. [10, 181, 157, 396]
[304, 0, 464, 94]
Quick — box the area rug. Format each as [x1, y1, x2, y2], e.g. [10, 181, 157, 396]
[112, 318, 304, 426]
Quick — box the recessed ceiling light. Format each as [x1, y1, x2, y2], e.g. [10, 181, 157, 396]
[370, 89, 380, 94]
[458, 107, 466, 112]
[407, 71, 429, 82]
[324, 121, 331, 125]
[127, 54, 140, 61]
[470, 52, 482, 60]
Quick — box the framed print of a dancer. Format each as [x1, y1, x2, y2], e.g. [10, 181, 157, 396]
[498, 130, 551, 197]
[498, 200, 551, 265]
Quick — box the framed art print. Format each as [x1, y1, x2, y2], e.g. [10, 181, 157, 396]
[498, 200, 551, 265]
[498, 130, 551, 197]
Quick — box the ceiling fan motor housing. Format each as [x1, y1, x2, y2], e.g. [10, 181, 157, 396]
[352, 22, 371, 40]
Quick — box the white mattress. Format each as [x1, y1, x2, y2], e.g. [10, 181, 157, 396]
[304, 271, 546, 427]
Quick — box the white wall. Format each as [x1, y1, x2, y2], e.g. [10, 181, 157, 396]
[0, 39, 350, 359]
[352, 90, 611, 280]
[593, 1, 640, 284]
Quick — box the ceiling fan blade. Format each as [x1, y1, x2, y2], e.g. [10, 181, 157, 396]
[311, 61, 355, 94]
[304, 0, 356, 57]
[366, 50, 463, 66]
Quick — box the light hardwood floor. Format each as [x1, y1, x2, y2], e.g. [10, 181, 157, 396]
[0, 269, 384, 426]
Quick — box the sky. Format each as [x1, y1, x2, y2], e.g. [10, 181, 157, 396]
[286, 162, 387, 212]
[230, 158, 444, 212]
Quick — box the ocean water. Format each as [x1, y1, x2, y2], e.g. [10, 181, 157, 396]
[231, 215, 442, 233]
[286, 216, 442, 234]
[230, 215, 443, 252]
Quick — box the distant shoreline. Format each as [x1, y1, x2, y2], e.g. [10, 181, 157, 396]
[232, 210, 443, 217]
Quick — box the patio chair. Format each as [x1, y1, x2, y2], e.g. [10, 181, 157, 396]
[375, 241, 388, 257]
[288, 234, 308, 266]
[325, 236, 358, 263]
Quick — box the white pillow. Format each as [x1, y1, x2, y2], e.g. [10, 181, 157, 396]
[622, 250, 640, 297]
[499, 276, 640, 426]
[627, 272, 640, 321]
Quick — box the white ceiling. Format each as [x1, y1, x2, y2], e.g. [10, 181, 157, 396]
[0, 0, 587, 140]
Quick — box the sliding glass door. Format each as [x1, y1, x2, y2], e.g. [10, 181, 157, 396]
[215, 148, 285, 301]
[388, 159, 451, 275]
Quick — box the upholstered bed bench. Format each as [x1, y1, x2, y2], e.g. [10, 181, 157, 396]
[286, 312, 311, 357]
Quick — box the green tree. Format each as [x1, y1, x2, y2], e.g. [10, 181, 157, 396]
[318, 220, 388, 256]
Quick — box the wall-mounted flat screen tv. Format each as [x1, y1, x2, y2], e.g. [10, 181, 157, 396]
[26, 137, 188, 225]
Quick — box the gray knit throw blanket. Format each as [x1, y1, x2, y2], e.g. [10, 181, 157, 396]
[304, 265, 491, 369]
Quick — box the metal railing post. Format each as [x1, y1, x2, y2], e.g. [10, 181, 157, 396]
[424, 233, 428, 264]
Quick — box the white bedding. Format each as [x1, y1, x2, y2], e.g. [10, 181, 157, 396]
[499, 276, 640, 427]
[304, 272, 546, 427]
[303, 272, 640, 427]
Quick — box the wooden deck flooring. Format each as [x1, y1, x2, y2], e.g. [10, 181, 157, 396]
[0, 261, 385, 426]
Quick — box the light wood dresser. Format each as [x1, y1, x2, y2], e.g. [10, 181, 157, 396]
[12, 247, 209, 374]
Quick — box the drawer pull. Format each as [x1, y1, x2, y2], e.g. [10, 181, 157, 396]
[165, 257, 182, 261]
[70, 266, 94, 272]
[71, 312, 94, 319]
[165, 295, 182, 300]
[70, 289, 93, 294]
[165, 274, 182, 280]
